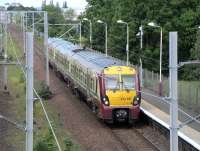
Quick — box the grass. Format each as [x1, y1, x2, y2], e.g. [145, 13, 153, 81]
[34, 100, 82, 150]
[5, 33, 82, 151]
[5, 33, 26, 150]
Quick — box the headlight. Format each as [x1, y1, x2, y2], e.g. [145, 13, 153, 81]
[133, 96, 140, 105]
[104, 100, 109, 105]
[102, 96, 110, 106]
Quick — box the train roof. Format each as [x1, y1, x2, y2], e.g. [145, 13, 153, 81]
[48, 38, 126, 73]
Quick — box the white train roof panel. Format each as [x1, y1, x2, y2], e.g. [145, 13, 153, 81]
[48, 38, 126, 72]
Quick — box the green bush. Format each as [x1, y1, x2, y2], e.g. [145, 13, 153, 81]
[34, 128, 56, 151]
[37, 81, 52, 100]
[34, 141, 48, 151]
[64, 138, 73, 151]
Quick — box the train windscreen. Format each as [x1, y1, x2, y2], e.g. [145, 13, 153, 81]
[105, 74, 135, 90]
[121, 75, 135, 90]
[105, 75, 120, 90]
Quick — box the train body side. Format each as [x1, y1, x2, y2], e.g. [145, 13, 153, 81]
[48, 38, 141, 123]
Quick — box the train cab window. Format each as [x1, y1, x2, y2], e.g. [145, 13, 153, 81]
[105, 75, 120, 90]
[121, 75, 135, 90]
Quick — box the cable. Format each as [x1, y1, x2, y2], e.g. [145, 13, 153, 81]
[8, 32, 62, 151]
[0, 114, 25, 131]
[33, 88, 62, 151]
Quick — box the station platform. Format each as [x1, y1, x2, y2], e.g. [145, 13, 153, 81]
[141, 99, 200, 150]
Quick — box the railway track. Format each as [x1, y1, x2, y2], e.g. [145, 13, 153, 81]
[111, 128, 158, 151]
[108, 121, 168, 151]
[9, 25, 168, 151]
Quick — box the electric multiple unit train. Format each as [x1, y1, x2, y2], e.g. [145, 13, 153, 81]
[48, 38, 141, 124]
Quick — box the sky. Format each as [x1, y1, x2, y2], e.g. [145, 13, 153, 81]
[0, 0, 88, 11]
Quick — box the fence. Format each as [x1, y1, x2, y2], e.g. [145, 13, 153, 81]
[142, 68, 200, 115]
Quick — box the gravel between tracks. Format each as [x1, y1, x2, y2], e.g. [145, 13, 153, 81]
[9, 25, 167, 151]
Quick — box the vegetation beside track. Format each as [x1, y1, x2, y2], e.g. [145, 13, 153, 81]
[5, 32, 82, 151]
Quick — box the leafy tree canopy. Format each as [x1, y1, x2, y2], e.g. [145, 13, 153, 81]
[42, 5, 65, 37]
[82, 0, 200, 80]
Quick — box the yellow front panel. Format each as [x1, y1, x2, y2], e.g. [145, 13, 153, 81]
[104, 66, 136, 75]
[106, 90, 136, 106]
[103, 65, 138, 107]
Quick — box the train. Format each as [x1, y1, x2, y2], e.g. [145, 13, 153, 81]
[48, 38, 141, 124]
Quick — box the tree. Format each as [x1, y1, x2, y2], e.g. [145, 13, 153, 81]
[42, 5, 65, 37]
[83, 0, 200, 80]
[180, 30, 200, 80]
[191, 30, 200, 60]
[7, 4, 35, 11]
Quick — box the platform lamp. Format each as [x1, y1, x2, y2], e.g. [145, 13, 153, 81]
[117, 20, 129, 66]
[148, 21, 163, 96]
[97, 20, 108, 57]
[83, 18, 92, 48]
[136, 25, 144, 87]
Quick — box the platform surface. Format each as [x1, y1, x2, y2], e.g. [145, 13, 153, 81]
[141, 99, 200, 150]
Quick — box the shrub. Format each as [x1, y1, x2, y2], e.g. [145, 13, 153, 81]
[64, 138, 73, 151]
[34, 141, 48, 151]
[37, 81, 52, 100]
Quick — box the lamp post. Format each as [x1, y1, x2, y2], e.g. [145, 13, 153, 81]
[83, 18, 92, 48]
[139, 25, 143, 49]
[148, 22, 163, 96]
[136, 25, 143, 49]
[97, 20, 108, 56]
[136, 25, 144, 87]
[79, 21, 82, 47]
[117, 20, 129, 66]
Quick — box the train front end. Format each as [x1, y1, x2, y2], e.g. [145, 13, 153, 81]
[99, 66, 141, 124]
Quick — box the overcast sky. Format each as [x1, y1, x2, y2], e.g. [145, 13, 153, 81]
[0, 0, 88, 11]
